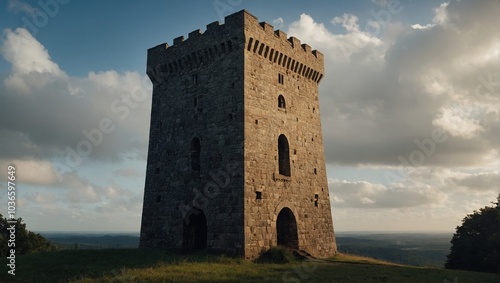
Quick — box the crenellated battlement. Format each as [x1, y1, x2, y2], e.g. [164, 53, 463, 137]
[148, 10, 321, 57]
[147, 10, 323, 84]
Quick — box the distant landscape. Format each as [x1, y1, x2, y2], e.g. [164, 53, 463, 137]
[335, 232, 452, 268]
[39, 231, 452, 268]
[40, 232, 140, 250]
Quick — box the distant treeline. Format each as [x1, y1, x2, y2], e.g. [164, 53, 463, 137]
[44, 235, 140, 250]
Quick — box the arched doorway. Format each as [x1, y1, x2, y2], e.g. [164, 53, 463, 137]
[182, 209, 207, 250]
[276, 207, 298, 249]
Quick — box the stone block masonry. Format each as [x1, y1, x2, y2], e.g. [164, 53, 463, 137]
[140, 9, 337, 260]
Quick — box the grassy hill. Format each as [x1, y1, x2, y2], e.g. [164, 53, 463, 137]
[40, 232, 455, 267]
[0, 248, 497, 283]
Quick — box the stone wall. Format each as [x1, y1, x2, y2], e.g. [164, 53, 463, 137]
[140, 10, 337, 259]
[140, 12, 246, 254]
[241, 11, 336, 259]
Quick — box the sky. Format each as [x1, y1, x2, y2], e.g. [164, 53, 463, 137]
[0, 0, 498, 233]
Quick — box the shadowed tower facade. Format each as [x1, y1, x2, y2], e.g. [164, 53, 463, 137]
[140, 10, 337, 259]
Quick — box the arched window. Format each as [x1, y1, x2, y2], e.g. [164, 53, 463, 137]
[278, 134, 290, 176]
[278, 95, 286, 109]
[191, 137, 200, 172]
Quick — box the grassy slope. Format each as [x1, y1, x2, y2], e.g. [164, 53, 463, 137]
[0, 249, 497, 283]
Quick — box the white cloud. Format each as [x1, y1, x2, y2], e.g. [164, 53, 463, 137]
[329, 178, 447, 209]
[432, 105, 484, 139]
[411, 2, 449, 30]
[0, 26, 151, 231]
[1, 28, 65, 77]
[331, 14, 361, 33]
[272, 17, 284, 29]
[432, 2, 449, 25]
[1, 28, 67, 95]
[0, 159, 59, 185]
[287, 0, 499, 167]
[450, 172, 500, 192]
[0, 28, 151, 164]
[289, 13, 382, 62]
[328, 167, 498, 231]
[411, 24, 432, 30]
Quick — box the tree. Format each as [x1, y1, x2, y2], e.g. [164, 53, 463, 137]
[445, 195, 499, 273]
[0, 214, 57, 256]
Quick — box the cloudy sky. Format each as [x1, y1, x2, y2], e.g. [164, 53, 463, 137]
[0, 0, 498, 233]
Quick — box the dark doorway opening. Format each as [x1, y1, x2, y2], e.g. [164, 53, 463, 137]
[276, 207, 298, 249]
[182, 209, 207, 250]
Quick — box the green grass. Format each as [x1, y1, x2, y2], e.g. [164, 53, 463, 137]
[0, 249, 497, 283]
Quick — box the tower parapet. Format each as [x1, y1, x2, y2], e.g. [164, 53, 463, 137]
[147, 10, 323, 84]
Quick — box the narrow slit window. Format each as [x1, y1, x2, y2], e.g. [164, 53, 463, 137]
[253, 40, 260, 53]
[258, 43, 265, 55]
[247, 37, 254, 51]
[269, 49, 274, 61]
[278, 73, 284, 85]
[278, 134, 291, 176]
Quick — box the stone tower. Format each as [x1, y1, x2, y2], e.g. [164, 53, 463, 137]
[140, 10, 336, 259]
